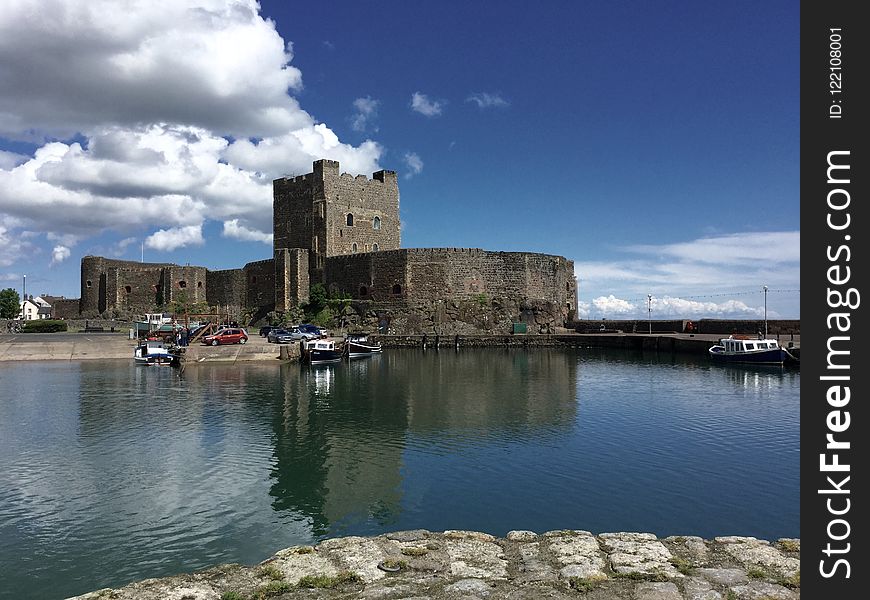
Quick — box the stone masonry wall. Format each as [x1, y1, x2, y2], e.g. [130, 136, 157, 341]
[323, 167, 400, 259]
[244, 259, 276, 313]
[80, 256, 174, 317]
[206, 267, 246, 313]
[275, 248, 310, 312]
[273, 159, 400, 288]
[324, 249, 576, 334]
[162, 265, 208, 306]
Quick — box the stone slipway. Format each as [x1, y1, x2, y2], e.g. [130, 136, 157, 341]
[0, 333, 295, 363]
[70, 530, 800, 599]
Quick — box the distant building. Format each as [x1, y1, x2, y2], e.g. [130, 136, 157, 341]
[75, 160, 577, 334]
[19, 296, 52, 320]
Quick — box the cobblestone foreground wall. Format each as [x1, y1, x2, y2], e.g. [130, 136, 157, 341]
[71, 529, 800, 600]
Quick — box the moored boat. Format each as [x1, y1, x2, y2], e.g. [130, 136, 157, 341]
[133, 340, 178, 366]
[708, 336, 786, 365]
[301, 338, 343, 365]
[344, 333, 382, 358]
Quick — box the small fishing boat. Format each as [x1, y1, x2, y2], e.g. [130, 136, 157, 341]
[133, 340, 178, 366]
[708, 336, 787, 365]
[344, 333, 382, 358]
[301, 338, 343, 365]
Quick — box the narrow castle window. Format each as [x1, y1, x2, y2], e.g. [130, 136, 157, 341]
[124, 285, 132, 294]
[373, 243, 379, 252]
[352, 243, 358, 253]
[346, 213, 354, 226]
[392, 284, 402, 296]
[197, 281, 203, 288]
[178, 280, 187, 288]
[373, 216, 381, 230]
[86, 280, 92, 288]
[251, 276, 257, 284]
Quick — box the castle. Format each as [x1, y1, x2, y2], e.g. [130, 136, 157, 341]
[76, 160, 577, 334]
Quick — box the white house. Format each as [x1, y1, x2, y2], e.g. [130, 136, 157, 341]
[19, 296, 52, 320]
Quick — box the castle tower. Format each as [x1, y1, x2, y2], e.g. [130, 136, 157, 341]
[272, 159, 400, 284]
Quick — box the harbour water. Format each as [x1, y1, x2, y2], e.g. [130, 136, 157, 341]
[0, 349, 799, 599]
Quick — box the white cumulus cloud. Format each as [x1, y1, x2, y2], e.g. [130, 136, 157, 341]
[410, 92, 445, 117]
[0, 0, 384, 271]
[50, 245, 71, 265]
[145, 225, 204, 252]
[222, 219, 273, 244]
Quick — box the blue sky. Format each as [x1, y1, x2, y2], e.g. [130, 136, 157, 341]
[0, 0, 799, 319]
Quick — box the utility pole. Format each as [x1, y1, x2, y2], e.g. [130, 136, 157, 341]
[647, 294, 652, 334]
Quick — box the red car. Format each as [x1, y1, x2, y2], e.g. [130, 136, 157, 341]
[202, 328, 248, 346]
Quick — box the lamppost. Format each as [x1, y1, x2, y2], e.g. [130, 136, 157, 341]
[647, 294, 652, 334]
[763, 285, 768, 338]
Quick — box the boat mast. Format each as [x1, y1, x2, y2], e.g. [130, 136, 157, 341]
[763, 285, 768, 338]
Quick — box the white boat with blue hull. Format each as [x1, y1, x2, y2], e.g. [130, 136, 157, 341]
[133, 340, 178, 366]
[301, 339, 343, 365]
[708, 336, 787, 365]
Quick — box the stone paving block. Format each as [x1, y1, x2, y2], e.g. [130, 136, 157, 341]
[695, 568, 749, 586]
[634, 581, 682, 600]
[600, 532, 682, 578]
[387, 530, 431, 543]
[729, 581, 799, 599]
[545, 531, 607, 580]
[444, 535, 508, 580]
[664, 535, 709, 563]
[684, 577, 723, 600]
[318, 535, 388, 582]
[506, 530, 539, 542]
[268, 547, 340, 585]
[514, 541, 556, 583]
[443, 578, 492, 597]
[717, 538, 800, 578]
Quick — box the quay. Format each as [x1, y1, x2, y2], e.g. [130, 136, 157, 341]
[0, 331, 799, 363]
[70, 529, 800, 600]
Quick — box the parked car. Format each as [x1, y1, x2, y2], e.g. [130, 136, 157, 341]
[298, 323, 325, 338]
[275, 328, 307, 343]
[259, 325, 276, 337]
[202, 328, 248, 346]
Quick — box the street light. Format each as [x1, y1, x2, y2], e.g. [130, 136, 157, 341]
[763, 285, 768, 338]
[647, 294, 652, 334]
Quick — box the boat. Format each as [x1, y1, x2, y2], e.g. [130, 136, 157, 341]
[708, 335, 787, 365]
[344, 333, 382, 358]
[133, 340, 178, 366]
[301, 338, 343, 365]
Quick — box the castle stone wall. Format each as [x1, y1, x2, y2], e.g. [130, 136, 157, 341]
[162, 266, 208, 305]
[206, 268, 246, 312]
[324, 249, 576, 334]
[244, 259, 276, 313]
[275, 248, 309, 312]
[80, 256, 174, 317]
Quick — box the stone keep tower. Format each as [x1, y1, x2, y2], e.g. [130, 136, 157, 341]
[272, 159, 400, 283]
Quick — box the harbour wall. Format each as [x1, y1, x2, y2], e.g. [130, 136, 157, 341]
[69, 529, 801, 600]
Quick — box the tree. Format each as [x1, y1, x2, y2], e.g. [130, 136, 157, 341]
[0, 288, 21, 319]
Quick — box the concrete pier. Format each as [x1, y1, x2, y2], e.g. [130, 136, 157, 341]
[69, 529, 800, 599]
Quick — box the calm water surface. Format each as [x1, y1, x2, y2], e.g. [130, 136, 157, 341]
[0, 349, 799, 599]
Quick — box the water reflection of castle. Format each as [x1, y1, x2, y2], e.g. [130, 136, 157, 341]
[269, 350, 578, 534]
